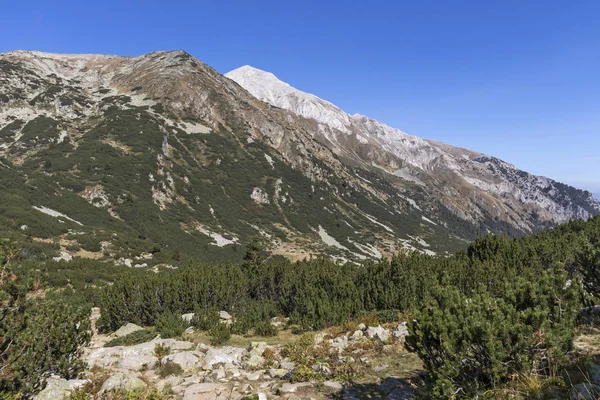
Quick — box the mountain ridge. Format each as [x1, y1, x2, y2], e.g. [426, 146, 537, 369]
[0, 49, 597, 265]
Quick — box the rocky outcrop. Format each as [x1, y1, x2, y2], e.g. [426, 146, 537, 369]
[75, 318, 413, 399]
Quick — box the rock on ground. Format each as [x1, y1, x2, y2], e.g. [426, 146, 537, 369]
[183, 382, 227, 400]
[100, 373, 147, 393]
[33, 378, 88, 400]
[162, 351, 204, 371]
[114, 323, 144, 337]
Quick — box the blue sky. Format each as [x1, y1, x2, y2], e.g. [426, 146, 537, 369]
[2, 0, 599, 194]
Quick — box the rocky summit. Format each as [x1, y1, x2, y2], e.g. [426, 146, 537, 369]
[0, 50, 598, 264]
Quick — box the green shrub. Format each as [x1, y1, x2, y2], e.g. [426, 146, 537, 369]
[0, 240, 91, 397]
[104, 329, 157, 347]
[191, 307, 220, 331]
[209, 322, 231, 345]
[254, 320, 277, 337]
[407, 265, 581, 399]
[153, 343, 170, 360]
[155, 310, 186, 338]
[374, 309, 400, 324]
[157, 360, 184, 378]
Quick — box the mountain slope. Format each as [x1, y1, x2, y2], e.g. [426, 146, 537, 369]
[0, 50, 596, 266]
[226, 65, 600, 228]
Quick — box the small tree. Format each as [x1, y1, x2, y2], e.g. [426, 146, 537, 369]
[209, 322, 231, 345]
[155, 310, 186, 338]
[191, 307, 220, 331]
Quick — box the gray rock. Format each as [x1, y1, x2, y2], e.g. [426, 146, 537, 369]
[183, 382, 227, 400]
[100, 373, 147, 393]
[211, 367, 226, 380]
[258, 393, 268, 400]
[221, 345, 248, 360]
[248, 341, 268, 353]
[118, 354, 157, 371]
[314, 332, 326, 345]
[156, 376, 184, 392]
[162, 351, 204, 371]
[171, 339, 195, 351]
[219, 310, 232, 320]
[350, 330, 364, 341]
[246, 371, 263, 381]
[366, 325, 391, 342]
[86, 346, 122, 368]
[278, 382, 312, 394]
[114, 323, 144, 337]
[323, 380, 344, 391]
[392, 322, 409, 341]
[246, 354, 266, 368]
[357, 323, 367, 330]
[279, 359, 296, 370]
[268, 368, 288, 378]
[33, 378, 88, 400]
[385, 387, 413, 399]
[205, 348, 240, 368]
[181, 313, 195, 323]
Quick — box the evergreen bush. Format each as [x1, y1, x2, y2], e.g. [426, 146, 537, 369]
[155, 310, 186, 338]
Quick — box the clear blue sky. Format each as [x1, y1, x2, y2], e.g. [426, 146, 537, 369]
[2, 0, 599, 194]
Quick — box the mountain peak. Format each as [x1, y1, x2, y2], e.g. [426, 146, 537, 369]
[226, 65, 351, 131]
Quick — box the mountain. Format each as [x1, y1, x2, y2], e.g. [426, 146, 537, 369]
[0, 50, 597, 266]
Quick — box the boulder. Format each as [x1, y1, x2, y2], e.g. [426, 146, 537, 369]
[181, 313, 195, 323]
[278, 382, 312, 394]
[392, 322, 409, 341]
[221, 346, 248, 360]
[219, 311, 232, 320]
[33, 378, 88, 400]
[100, 373, 147, 393]
[162, 351, 204, 371]
[211, 367, 226, 380]
[205, 348, 240, 368]
[86, 346, 122, 368]
[279, 359, 296, 370]
[118, 354, 158, 371]
[156, 376, 184, 392]
[248, 341, 268, 354]
[183, 382, 227, 400]
[268, 368, 288, 378]
[258, 393, 268, 400]
[114, 323, 144, 337]
[350, 330, 364, 341]
[357, 323, 367, 330]
[246, 370, 263, 381]
[323, 380, 344, 391]
[366, 325, 391, 342]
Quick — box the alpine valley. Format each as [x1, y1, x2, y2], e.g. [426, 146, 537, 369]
[0, 50, 598, 265]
